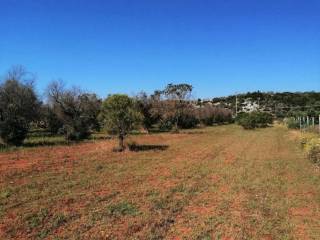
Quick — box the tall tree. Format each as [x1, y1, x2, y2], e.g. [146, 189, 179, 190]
[162, 83, 193, 131]
[0, 66, 40, 146]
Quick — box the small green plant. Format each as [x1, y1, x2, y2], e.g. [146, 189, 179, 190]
[25, 209, 49, 229]
[52, 214, 67, 229]
[0, 189, 11, 199]
[106, 201, 140, 217]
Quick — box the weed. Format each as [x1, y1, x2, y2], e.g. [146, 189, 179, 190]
[37, 229, 50, 239]
[25, 208, 49, 229]
[52, 213, 67, 229]
[0, 189, 11, 199]
[106, 201, 140, 217]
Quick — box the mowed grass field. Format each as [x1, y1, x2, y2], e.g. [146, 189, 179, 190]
[1, 125, 320, 239]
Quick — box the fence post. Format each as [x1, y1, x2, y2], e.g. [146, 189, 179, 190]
[312, 117, 315, 129]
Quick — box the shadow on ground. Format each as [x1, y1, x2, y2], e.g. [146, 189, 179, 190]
[128, 144, 169, 152]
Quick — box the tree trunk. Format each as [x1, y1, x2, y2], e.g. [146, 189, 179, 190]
[174, 119, 179, 132]
[119, 134, 125, 151]
[174, 110, 179, 133]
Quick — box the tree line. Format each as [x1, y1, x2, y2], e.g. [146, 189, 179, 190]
[0, 66, 233, 150]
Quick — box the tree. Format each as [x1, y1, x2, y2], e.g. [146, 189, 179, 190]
[0, 66, 40, 146]
[47, 80, 101, 140]
[101, 94, 142, 151]
[134, 91, 156, 132]
[162, 83, 193, 131]
[39, 104, 63, 134]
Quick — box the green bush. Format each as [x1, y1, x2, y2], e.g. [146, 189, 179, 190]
[286, 118, 300, 129]
[236, 111, 273, 130]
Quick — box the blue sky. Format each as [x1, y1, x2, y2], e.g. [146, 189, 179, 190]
[0, 0, 319, 99]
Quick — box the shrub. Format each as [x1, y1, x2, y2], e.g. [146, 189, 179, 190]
[286, 118, 300, 129]
[197, 105, 233, 126]
[236, 111, 273, 129]
[237, 113, 256, 129]
[159, 119, 173, 131]
[177, 106, 199, 129]
[47, 81, 101, 141]
[304, 138, 320, 164]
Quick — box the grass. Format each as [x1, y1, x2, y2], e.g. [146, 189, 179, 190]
[106, 201, 140, 217]
[1, 124, 320, 239]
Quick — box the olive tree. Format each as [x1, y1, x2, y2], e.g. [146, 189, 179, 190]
[101, 94, 142, 151]
[0, 66, 40, 146]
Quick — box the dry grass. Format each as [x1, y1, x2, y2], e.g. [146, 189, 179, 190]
[1, 125, 320, 239]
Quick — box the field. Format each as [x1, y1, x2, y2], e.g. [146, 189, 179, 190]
[1, 125, 320, 239]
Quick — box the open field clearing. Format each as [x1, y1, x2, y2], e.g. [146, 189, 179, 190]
[1, 125, 320, 239]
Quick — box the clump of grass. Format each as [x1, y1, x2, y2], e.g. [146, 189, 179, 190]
[24, 210, 69, 239]
[52, 213, 67, 229]
[0, 189, 11, 199]
[107, 201, 140, 217]
[25, 208, 49, 229]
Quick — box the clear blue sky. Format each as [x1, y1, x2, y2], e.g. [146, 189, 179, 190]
[0, 0, 319, 99]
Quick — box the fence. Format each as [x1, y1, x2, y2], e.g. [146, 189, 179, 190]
[294, 115, 320, 134]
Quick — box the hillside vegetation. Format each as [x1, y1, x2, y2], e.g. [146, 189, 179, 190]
[209, 91, 320, 117]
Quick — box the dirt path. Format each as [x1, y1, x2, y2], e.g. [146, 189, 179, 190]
[1, 125, 320, 239]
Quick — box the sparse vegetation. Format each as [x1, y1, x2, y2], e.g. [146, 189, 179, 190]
[106, 201, 140, 217]
[2, 1, 320, 239]
[1, 125, 320, 239]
